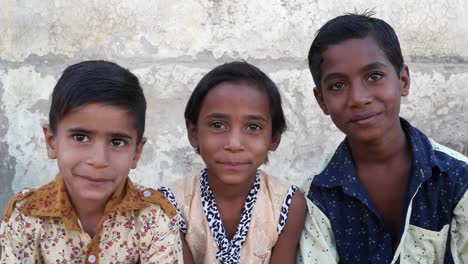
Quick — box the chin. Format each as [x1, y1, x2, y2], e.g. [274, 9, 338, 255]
[350, 133, 382, 144]
[215, 175, 240, 184]
[346, 127, 382, 141]
[220, 172, 256, 186]
[79, 190, 112, 202]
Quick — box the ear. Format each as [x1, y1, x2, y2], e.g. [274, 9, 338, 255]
[42, 124, 58, 159]
[186, 120, 199, 149]
[131, 137, 147, 169]
[268, 132, 282, 151]
[313, 87, 329, 115]
[399, 64, 410, 97]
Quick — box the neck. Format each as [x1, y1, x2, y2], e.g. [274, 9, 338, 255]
[348, 123, 409, 165]
[68, 193, 107, 222]
[207, 172, 257, 201]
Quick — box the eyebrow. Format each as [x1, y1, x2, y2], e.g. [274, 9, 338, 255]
[322, 72, 345, 84]
[322, 61, 388, 84]
[67, 128, 133, 139]
[205, 113, 228, 119]
[362, 61, 387, 71]
[205, 113, 268, 122]
[246, 114, 268, 122]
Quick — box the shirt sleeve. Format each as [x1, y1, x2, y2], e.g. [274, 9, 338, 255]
[451, 189, 468, 264]
[297, 193, 339, 263]
[0, 206, 41, 263]
[138, 205, 184, 264]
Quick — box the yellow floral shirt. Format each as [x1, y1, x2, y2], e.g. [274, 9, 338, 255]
[0, 175, 183, 264]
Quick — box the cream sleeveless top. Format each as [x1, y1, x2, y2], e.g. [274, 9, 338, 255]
[164, 169, 296, 264]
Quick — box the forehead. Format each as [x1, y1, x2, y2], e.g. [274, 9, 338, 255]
[58, 103, 136, 133]
[200, 81, 270, 115]
[320, 37, 390, 76]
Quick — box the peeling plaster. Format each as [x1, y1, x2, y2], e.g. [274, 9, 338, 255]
[0, 66, 57, 193]
[0, 1, 467, 212]
[0, 78, 15, 212]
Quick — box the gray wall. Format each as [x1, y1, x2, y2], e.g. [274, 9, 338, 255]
[1, 0, 467, 212]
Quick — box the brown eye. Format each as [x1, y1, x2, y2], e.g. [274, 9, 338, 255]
[246, 124, 261, 131]
[210, 121, 225, 129]
[72, 134, 89, 142]
[111, 139, 126, 147]
[330, 82, 346, 90]
[368, 73, 383, 81]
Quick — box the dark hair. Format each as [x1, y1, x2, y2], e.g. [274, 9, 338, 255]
[185, 61, 287, 138]
[49, 60, 146, 143]
[308, 11, 404, 89]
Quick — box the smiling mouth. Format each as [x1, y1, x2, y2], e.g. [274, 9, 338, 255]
[350, 112, 379, 124]
[217, 161, 250, 166]
[79, 175, 111, 183]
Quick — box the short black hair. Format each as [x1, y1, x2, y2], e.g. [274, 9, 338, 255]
[308, 11, 404, 89]
[185, 61, 287, 137]
[49, 60, 146, 143]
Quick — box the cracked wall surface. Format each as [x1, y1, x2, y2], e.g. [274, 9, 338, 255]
[0, 0, 467, 212]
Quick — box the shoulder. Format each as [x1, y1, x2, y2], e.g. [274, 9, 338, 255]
[430, 138, 468, 167]
[259, 170, 291, 191]
[429, 139, 468, 199]
[163, 174, 200, 209]
[258, 171, 305, 221]
[258, 170, 304, 205]
[2, 188, 36, 222]
[157, 175, 200, 235]
[0, 189, 44, 260]
[133, 189, 181, 236]
[132, 183, 178, 220]
[407, 120, 467, 170]
[1, 177, 59, 222]
[298, 144, 340, 194]
[170, 174, 199, 195]
[428, 138, 467, 183]
[1, 186, 49, 242]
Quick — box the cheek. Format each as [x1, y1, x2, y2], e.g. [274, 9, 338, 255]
[109, 152, 136, 176]
[250, 136, 272, 152]
[382, 90, 402, 111]
[55, 144, 81, 167]
[199, 131, 223, 148]
[111, 150, 137, 164]
[329, 115, 346, 130]
[323, 96, 344, 113]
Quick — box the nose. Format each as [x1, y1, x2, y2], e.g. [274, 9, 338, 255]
[224, 129, 245, 152]
[349, 80, 372, 107]
[85, 142, 109, 168]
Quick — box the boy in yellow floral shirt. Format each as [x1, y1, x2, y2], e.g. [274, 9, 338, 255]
[0, 60, 184, 263]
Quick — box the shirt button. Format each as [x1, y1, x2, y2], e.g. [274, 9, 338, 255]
[143, 190, 151, 197]
[88, 254, 96, 263]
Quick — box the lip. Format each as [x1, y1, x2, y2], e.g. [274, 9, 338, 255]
[78, 175, 112, 183]
[350, 112, 379, 125]
[217, 161, 250, 167]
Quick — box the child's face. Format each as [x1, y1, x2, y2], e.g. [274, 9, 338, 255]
[187, 82, 280, 185]
[43, 103, 146, 204]
[314, 36, 410, 143]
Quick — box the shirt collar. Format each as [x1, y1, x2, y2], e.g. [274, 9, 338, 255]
[199, 168, 261, 264]
[401, 118, 446, 177]
[399, 118, 446, 199]
[19, 174, 155, 231]
[310, 118, 443, 208]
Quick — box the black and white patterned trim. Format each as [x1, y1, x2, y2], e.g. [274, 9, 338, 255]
[199, 168, 260, 264]
[158, 186, 187, 233]
[277, 185, 299, 234]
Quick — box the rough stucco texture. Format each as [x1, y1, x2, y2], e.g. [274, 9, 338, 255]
[0, 0, 467, 212]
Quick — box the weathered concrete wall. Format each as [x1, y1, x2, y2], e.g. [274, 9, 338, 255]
[1, 0, 467, 212]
